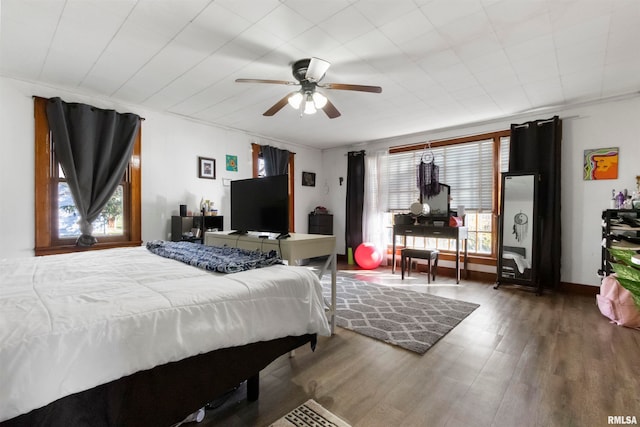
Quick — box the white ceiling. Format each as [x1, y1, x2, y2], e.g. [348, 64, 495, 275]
[1, 0, 639, 150]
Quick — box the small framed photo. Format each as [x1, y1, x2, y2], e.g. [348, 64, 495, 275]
[302, 171, 316, 187]
[198, 156, 216, 179]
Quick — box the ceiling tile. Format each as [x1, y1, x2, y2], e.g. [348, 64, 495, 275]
[317, 5, 376, 43]
[215, 0, 281, 24]
[548, 0, 613, 31]
[255, 4, 315, 41]
[352, 0, 419, 27]
[437, 10, 494, 46]
[419, 0, 485, 27]
[283, 0, 351, 25]
[379, 10, 435, 45]
[397, 30, 450, 62]
[561, 70, 604, 101]
[522, 78, 564, 106]
[286, 27, 342, 58]
[0, 0, 66, 80]
[343, 30, 397, 63]
[553, 15, 610, 50]
[2, 0, 639, 149]
[491, 11, 552, 48]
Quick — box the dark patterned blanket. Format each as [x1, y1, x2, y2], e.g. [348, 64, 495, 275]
[146, 240, 283, 273]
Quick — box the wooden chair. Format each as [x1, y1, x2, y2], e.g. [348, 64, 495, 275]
[401, 248, 439, 283]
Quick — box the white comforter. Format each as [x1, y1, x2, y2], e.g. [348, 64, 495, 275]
[0, 246, 330, 422]
[503, 250, 531, 274]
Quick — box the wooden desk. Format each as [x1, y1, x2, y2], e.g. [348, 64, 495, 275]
[392, 225, 468, 283]
[204, 231, 337, 334]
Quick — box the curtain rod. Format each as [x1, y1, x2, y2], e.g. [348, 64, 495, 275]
[32, 95, 145, 120]
[251, 142, 296, 155]
[344, 150, 366, 156]
[511, 115, 579, 129]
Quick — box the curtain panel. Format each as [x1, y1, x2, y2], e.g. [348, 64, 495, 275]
[261, 145, 290, 176]
[363, 150, 389, 254]
[509, 115, 562, 290]
[346, 151, 366, 259]
[45, 97, 141, 246]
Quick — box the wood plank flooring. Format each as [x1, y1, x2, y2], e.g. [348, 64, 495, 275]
[199, 265, 640, 427]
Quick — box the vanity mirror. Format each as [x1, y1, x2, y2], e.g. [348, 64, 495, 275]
[424, 183, 450, 218]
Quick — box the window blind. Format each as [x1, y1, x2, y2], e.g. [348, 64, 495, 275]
[500, 136, 510, 173]
[388, 139, 496, 211]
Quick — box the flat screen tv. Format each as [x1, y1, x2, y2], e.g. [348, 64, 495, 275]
[231, 174, 289, 237]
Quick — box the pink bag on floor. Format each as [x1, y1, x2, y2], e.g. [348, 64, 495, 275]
[596, 275, 640, 329]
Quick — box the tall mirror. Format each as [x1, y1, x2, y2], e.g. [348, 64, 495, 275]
[495, 172, 541, 293]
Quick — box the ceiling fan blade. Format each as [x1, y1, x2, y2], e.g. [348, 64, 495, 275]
[305, 57, 331, 82]
[263, 92, 297, 116]
[321, 82, 382, 93]
[235, 78, 297, 86]
[321, 98, 341, 119]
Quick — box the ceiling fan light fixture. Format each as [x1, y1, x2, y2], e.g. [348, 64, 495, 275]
[288, 92, 303, 109]
[237, 57, 381, 119]
[304, 94, 317, 114]
[306, 57, 330, 82]
[312, 92, 327, 108]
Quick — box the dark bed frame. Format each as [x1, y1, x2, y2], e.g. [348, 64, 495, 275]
[1, 334, 316, 427]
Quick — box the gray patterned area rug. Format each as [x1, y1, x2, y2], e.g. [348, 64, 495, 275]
[322, 275, 479, 354]
[269, 399, 351, 427]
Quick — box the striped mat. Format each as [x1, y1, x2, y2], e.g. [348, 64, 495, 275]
[269, 399, 351, 427]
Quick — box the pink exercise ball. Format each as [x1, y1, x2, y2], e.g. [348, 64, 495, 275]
[354, 242, 383, 269]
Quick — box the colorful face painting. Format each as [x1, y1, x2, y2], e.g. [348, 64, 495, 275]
[584, 147, 619, 180]
[226, 155, 238, 172]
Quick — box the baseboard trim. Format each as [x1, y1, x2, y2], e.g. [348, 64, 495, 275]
[337, 254, 599, 295]
[559, 281, 599, 296]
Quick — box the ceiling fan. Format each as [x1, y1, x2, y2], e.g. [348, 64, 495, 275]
[235, 57, 382, 119]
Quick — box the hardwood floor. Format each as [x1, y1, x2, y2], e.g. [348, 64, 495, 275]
[199, 264, 640, 427]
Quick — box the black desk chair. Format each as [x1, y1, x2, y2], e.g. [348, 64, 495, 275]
[401, 248, 439, 283]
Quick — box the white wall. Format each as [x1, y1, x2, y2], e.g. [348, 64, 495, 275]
[3, 74, 639, 286]
[321, 95, 640, 287]
[0, 76, 324, 258]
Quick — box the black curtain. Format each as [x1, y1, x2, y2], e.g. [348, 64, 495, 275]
[509, 115, 562, 290]
[46, 97, 140, 246]
[346, 151, 365, 259]
[261, 145, 289, 176]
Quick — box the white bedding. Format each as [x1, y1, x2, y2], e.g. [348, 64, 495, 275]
[503, 250, 531, 274]
[0, 246, 330, 422]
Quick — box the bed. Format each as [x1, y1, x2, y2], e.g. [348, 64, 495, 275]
[501, 246, 532, 280]
[0, 245, 330, 426]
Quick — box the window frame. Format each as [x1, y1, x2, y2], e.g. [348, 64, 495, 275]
[34, 97, 142, 256]
[388, 129, 510, 259]
[251, 143, 296, 232]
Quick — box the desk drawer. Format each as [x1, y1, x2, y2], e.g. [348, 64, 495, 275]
[396, 225, 458, 238]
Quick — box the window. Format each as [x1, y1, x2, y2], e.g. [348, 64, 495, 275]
[34, 97, 142, 255]
[251, 143, 296, 232]
[388, 130, 510, 257]
[57, 166, 127, 239]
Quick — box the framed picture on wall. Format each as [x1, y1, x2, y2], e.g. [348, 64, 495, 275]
[583, 147, 618, 180]
[302, 171, 316, 187]
[226, 155, 238, 172]
[198, 156, 216, 179]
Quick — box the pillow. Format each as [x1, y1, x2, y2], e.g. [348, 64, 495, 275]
[597, 275, 640, 329]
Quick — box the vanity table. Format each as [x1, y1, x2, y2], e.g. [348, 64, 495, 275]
[392, 224, 468, 283]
